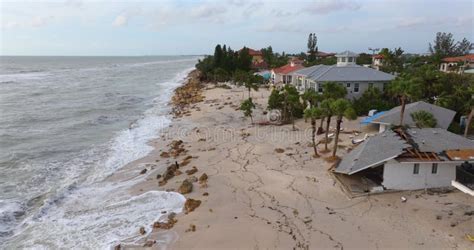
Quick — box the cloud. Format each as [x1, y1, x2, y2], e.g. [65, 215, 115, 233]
[257, 23, 306, 33]
[396, 17, 427, 28]
[304, 0, 361, 15]
[112, 15, 128, 27]
[190, 5, 227, 19]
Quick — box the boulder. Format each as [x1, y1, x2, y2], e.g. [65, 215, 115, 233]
[187, 176, 198, 183]
[178, 180, 193, 194]
[185, 166, 198, 175]
[184, 198, 201, 213]
[199, 173, 208, 183]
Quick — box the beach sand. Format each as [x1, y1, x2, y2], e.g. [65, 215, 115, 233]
[116, 74, 473, 249]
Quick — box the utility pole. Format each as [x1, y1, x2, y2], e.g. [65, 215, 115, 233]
[368, 47, 380, 56]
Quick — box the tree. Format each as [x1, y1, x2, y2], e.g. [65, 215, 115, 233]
[389, 74, 422, 125]
[379, 47, 404, 74]
[410, 110, 437, 128]
[283, 85, 303, 130]
[330, 99, 357, 157]
[356, 53, 372, 65]
[320, 99, 334, 151]
[213, 44, 223, 68]
[301, 89, 320, 108]
[429, 32, 473, 64]
[352, 86, 395, 116]
[317, 82, 348, 137]
[240, 98, 256, 124]
[304, 107, 323, 157]
[307, 33, 318, 63]
[268, 85, 303, 128]
[237, 47, 252, 71]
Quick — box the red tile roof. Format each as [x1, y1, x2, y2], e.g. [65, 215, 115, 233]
[273, 63, 304, 74]
[240, 48, 263, 56]
[442, 54, 474, 63]
[372, 54, 384, 59]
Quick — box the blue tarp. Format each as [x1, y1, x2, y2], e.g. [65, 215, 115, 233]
[360, 111, 387, 125]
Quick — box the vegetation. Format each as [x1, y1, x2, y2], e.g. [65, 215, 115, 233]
[352, 86, 395, 116]
[304, 107, 323, 157]
[196, 44, 253, 81]
[330, 99, 357, 157]
[320, 82, 347, 150]
[240, 98, 256, 124]
[429, 32, 473, 64]
[388, 74, 422, 125]
[379, 47, 405, 74]
[267, 85, 304, 127]
[356, 53, 372, 65]
[307, 33, 318, 63]
[410, 110, 437, 128]
[261, 46, 289, 68]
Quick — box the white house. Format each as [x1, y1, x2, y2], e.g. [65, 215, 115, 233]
[270, 59, 304, 85]
[291, 51, 395, 99]
[371, 54, 384, 70]
[439, 54, 474, 73]
[334, 128, 474, 192]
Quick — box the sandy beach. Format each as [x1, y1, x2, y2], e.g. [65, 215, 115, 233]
[115, 72, 473, 249]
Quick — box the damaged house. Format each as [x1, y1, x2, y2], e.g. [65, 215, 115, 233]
[334, 128, 474, 194]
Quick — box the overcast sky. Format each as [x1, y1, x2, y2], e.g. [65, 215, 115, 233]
[1, 0, 473, 56]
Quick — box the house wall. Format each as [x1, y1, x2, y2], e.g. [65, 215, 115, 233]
[290, 75, 388, 99]
[382, 160, 456, 190]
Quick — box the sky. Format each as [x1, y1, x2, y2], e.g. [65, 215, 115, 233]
[1, 0, 473, 56]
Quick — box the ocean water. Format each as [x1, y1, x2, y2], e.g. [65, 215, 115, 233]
[0, 56, 198, 248]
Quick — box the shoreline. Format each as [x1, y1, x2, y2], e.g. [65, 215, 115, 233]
[116, 71, 473, 249]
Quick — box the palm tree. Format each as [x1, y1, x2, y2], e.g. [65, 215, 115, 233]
[330, 99, 357, 157]
[320, 99, 334, 151]
[389, 74, 422, 126]
[304, 107, 323, 157]
[317, 82, 347, 134]
[410, 110, 437, 128]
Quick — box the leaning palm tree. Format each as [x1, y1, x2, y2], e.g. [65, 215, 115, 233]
[389, 74, 422, 126]
[410, 110, 437, 128]
[330, 99, 357, 157]
[317, 82, 347, 134]
[304, 107, 323, 158]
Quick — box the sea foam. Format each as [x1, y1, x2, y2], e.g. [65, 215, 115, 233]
[3, 66, 195, 249]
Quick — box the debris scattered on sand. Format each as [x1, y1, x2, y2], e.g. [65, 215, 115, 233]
[139, 226, 146, 235]
[275, 148, 285, 153]
[185, 224, 197, 232]
[401, 197, 407, 203]
[203, 192, 209, 196]
[140, 169, 147, 174]
[143, 240, 155, 247]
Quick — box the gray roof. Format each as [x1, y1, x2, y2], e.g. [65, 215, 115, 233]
[408, 128, 474, 152]
[335, 51, 359, 57]
[334, 130, 409, 175]
[335, 128, 474, 175]
[371, 101, 456, 129]
[293, 64, 395, 82]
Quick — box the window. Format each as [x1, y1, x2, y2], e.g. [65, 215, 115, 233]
[383, 82, 388, 91]
[287, 75, 292, 83]
[318, 84, 323, 93]
[346, 83, 351, 88]
[354, 83, 359, 93]
[348, 57, 353, 62]
[413, 164, 420, 174]
[341, 57, 346, 63]
[432, 163, 438, 174]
